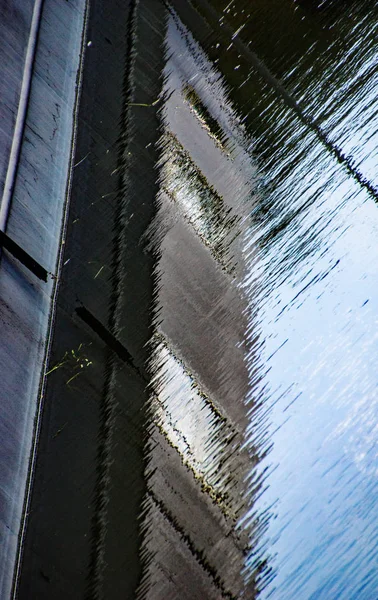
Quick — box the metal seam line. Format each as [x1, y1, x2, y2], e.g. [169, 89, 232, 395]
[0, 0, 44, 233]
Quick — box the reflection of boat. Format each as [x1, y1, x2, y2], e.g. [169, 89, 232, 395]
[137, 11, 260, 599]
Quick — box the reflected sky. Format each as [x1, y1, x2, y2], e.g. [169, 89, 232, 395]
[232, 0, 378, 597]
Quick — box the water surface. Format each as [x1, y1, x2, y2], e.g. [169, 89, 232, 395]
[147, 1, 378, 597]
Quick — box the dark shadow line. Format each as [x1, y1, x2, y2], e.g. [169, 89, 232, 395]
[0, 230, 48, 281]
[76, 305, 146, 381]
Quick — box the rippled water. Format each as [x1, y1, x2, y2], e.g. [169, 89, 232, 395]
[237, 2, 378, 598]
[138, 1, 378, 598]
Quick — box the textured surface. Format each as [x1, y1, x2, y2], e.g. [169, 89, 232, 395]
[3, 0, 378, 599]
[0, 0, 86, 596]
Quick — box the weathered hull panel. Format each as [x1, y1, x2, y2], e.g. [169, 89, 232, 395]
[0, 0, 86, 596]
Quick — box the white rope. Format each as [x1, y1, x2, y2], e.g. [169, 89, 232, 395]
[0, 0, 44, 232]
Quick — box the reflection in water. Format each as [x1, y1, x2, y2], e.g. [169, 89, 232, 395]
[138, 9, 259, 599]
[159, 131, 241, 272]
[139, 1, 378, 598]
[150, 332, 241, 519]
[233, 1, 378, 598]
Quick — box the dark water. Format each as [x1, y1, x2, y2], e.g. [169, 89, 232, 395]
[141, 1, 378, 598]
